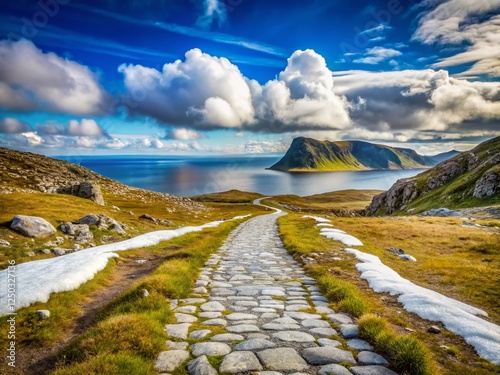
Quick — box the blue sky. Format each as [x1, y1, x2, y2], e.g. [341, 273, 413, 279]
[0, 0, 499, 155]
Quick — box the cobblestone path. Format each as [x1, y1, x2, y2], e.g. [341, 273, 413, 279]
[155, 207, 397, 375]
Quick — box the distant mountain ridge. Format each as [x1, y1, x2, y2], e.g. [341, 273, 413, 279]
[367, 136, 500, 215]
[269, 137, 442, 172]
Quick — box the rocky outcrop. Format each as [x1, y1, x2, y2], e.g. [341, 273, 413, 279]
[60, 222, 94, 243]
[57, 181, 105, 205]
[78, 213, 127, 234]
[473, 167, 499, 198]
[10, 215, 56, 238]
[367, 136, 500, 215]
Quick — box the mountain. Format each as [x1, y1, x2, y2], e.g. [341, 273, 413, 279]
[430, 150, 461, 164]
[268, 137, 436, 172]
[367, 137, 500, 215]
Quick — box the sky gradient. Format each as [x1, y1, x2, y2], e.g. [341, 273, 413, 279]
[0, 0, 499, 155]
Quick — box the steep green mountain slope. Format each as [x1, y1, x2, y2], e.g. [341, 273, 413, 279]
[268, 137, 436, 172]
[367, 136, 500, 215]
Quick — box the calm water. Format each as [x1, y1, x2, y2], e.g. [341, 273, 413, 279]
[56, 155, 426, 197]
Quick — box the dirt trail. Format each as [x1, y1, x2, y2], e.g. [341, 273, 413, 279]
[18, 253, 168, 375]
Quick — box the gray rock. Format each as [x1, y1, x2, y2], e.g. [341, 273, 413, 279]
[176, 305, 197, 314]
[357, 351, 389, 366]
[220, 351, 263, 373]
[57, 181, 104, 205]
[328, 313, 353, 324]
[318, 363, 353, 375]
[302, 319, 331, 328]
[348, 339, 374, 351]
[175, 313, 198, 323]
[202, 318, 227, 327]
[141, 289, 149, 298]
[473, 168, 499, 198]
[53, 248, 66, 256]
[189, 329, 212, 339]
[301, 346, 356, 365]
[188, 355, 217, 375]
[27, 251, 35, 257]
[10, 215, 56, 238]
[210, 333, 244, 342]
[350, 365, 398, 375]
[284, 312, 322, 320]
[181, 298, 207, 304]
[340, 324, 359, 338]
[165, 323, 191, 339]
[36, 310, 50, 319]
[262, 323, 301, 330]
[272, 330, 315, 342]
[41, 248, 51, 254]
[154, 350, 189, 372]
[0, 239, 10, 247]
[310, 327, 338, 337]
[191, 342, 231, 357]
[199, 312, 222, 319]
[166, 340, 188, 350]
[60, 222, 93, 243]
[226, 312, 258, 321]
[226, 324, 260, 333]
[78, 214, 100, 226]
[200, 301, 225, 312]
[428, 325, 441, 334]
[318, 338, 342, 347]
[257, 348, 308, 371]
[234, 338, 277, 351]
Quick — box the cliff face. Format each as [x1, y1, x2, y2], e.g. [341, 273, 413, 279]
[367, 137, 500, 215]
[268, 137, 436, 172]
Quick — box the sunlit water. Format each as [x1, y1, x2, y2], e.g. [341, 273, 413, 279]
[56, 155, 426, 197]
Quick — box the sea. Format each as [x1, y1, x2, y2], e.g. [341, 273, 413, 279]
[56, 155, 426, 197]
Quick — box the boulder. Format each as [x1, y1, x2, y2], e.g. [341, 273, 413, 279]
[78, 214, 127, 235]
[57, 181, 104, 205]
[10, 215, 56, 238]
[60, 222, 93, 243]
[0, 239, 10, 247]
[473, 168, 499, 198]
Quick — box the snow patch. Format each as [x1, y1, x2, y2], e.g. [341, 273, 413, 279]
[345, 247, 500, 365]
[320, 228, 363, 246]
[0, 216, 244, 315]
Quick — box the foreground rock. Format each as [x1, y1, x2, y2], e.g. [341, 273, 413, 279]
[10, 215, 56, 237]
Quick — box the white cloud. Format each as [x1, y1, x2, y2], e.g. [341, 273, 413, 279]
[235, 131, 245, 137]
[167, 128, 204, 140]
[413, 0, 500, 77]
[104, 138, 128, 149]
[352, 46, 402, 65]
[196, 0, 227, 29]
[334, 69, 500, 132]
[0, 118, 32, 133]
[75, 137, 96, 148]
[21, 132, 43, 145]
[67, 119, 106, 137]
[0, 39, 112, 114]
[120, 48, 351, 133]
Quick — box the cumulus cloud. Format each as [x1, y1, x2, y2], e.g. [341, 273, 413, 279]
[352, 46, 402, 65]
[0, 118, 32, 133]
[67, 119, 106, 136]
[413, 0, 500, 77]
[196, 0, 227, 29]
[334, 68, 500, 133]
[0, 39, 112, 114]
[120, 48, 351, 133]
[36, 119, 107, 137]
[166, 128, 204, 141]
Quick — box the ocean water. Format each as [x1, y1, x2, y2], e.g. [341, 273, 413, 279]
[56, 154, 426, 197]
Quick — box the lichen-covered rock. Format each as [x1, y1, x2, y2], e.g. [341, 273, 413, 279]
[57, 181, 104, 205]
[473, 168, 499, 198]
[10, 215, 56, 238]
[60, 222, 93, 243]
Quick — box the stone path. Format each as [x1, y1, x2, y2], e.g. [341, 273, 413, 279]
[155, 208, 397, 375]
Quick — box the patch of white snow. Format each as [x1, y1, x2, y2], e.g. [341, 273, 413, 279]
[345, 247, 500, 365]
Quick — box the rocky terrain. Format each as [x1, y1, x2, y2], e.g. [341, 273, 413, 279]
[269, 137, 442, 172]
[367, 136, 500, 215]
[0, 147, 206, 214]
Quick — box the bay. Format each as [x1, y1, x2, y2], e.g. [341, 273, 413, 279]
[56, 155, 426, 197]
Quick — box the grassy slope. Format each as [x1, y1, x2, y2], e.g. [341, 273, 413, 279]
[190, 189, 264, 203]
[278, 213, 500, 374]
[271, 138, 432, 172]
[265, 189, 382, 211]
[395, 137, 500, 213]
